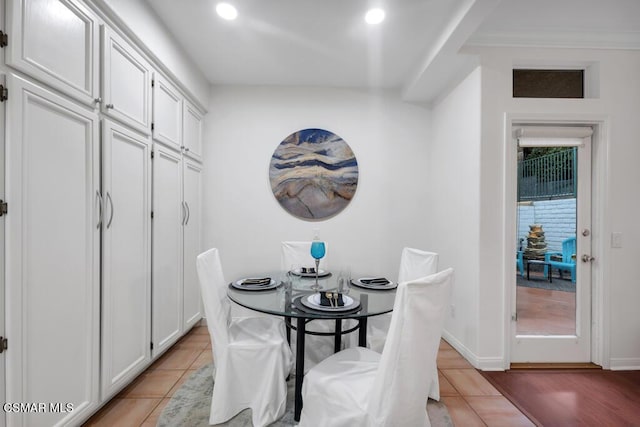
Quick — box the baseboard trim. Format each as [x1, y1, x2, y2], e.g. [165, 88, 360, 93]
[441, 330, 506, 370]
[510, 362, 602, 370]
[441, 330, 477, 367]
[609, 358, 640, 370]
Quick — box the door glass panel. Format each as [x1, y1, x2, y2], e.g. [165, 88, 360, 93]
[516, 146, 577, 335]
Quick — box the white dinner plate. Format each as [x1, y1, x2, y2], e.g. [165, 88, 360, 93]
[231, 278, 280, 291]
[351, 277, 397, 290]
[291, 268, 331, 278]
[300, 293, 358, 312]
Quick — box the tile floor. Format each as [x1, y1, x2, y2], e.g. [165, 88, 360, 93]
[84, 323, 534, 426]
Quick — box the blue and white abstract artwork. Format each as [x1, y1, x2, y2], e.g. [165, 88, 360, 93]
[269, 128, 358, 220]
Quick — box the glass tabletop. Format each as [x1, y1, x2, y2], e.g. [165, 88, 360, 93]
[227, 272, 397, 319]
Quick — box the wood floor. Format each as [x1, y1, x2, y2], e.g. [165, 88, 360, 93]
[490, 278, 640, 426]
[481, 369, 640, 426]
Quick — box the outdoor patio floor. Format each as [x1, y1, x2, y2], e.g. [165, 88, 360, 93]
[516, 271, 576, 335]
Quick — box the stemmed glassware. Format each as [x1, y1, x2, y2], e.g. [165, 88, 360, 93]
[337, 268, 351, 295]
[310, 239, 326, 291]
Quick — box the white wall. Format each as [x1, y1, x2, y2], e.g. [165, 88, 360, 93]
[429, 67, 482, 361]
[470, 47, 640, 369]
[97, 0, 210, 109]
[202, 86, 431, 283]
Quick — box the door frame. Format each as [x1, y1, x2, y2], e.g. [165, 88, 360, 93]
[503, 113, 611, 368]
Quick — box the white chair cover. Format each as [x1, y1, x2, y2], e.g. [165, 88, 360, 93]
[368, 247, 438, 350]
[298, 268, 454, 427]
[281, 241, 349, 372]
[397, 247, 439, 283]
[368, 247, 441, 399]
[280, 241, 329, 273]
[197, 248, 293, 427]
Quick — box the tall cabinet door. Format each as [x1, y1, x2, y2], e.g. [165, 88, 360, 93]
[151, 144, 183, 357]
[101, 119, 151, 399]
[6, 0, 100, 106]
[0, 70, 7, 427]
[5, 74, 100, 427]
[183, 159, 202, 330]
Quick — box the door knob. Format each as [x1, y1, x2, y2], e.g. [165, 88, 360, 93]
[581, 254, 595, 263]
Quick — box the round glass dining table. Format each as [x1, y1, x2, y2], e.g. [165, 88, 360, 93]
[227, 272, 397, 421]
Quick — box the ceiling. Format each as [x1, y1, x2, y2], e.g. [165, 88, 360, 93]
[146, 0, 640, 104]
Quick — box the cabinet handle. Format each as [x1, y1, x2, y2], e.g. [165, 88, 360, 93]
[181, 202, 186, 226]
[185, 148, 190, 152]
[96, 191, 103, 229]
[105, 103, 114, 109]
[94, 97, 102, 104]
[106, 192, 114, 229]
[185, 201, 190, 226]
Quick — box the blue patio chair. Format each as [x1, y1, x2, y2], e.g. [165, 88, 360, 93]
[544, 237, 576, 283]
[516, 251, 524, 277]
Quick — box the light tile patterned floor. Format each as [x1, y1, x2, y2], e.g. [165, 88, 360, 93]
[83, 323, 534, 426]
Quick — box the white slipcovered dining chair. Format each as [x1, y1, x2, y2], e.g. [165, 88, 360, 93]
[298, 268, 453, 427]
[368, 248, 439, 352]
[368, 248, 441, 399]
[367, 248, 440, 400]
[397, 247, 439, 284]
[196, 248, 293, 426]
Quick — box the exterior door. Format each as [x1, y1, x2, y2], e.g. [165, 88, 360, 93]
[512, 125, 593, 363]
[5, 74, 100, 426]
[101, 119, 152, 399]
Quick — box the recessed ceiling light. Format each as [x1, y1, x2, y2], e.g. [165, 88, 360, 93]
[216, 2, 238, 20]
[365, 8, 385, 25]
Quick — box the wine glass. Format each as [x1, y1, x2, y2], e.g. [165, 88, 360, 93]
[310, 240, 326, 291]
[337, 267, 351, 295]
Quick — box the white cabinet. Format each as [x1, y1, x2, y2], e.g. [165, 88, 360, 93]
[2, 4, 204, 421]
[152, 73, 182, 150]
[1, 0, 6, 67]
[182, 158, 203, 329]
[101, 119, 152, 399]
[0, 70, 7, 427]
[152, 147, 203, 354]
[151, 144, 183, 357]
[101, 26, 152, 134]
[5, 74, 100, 427]
[182, 99, 203, 161]
[6, 0, 100, 106]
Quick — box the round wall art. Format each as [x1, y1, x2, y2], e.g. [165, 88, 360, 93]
[269, 128, 358, 220]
